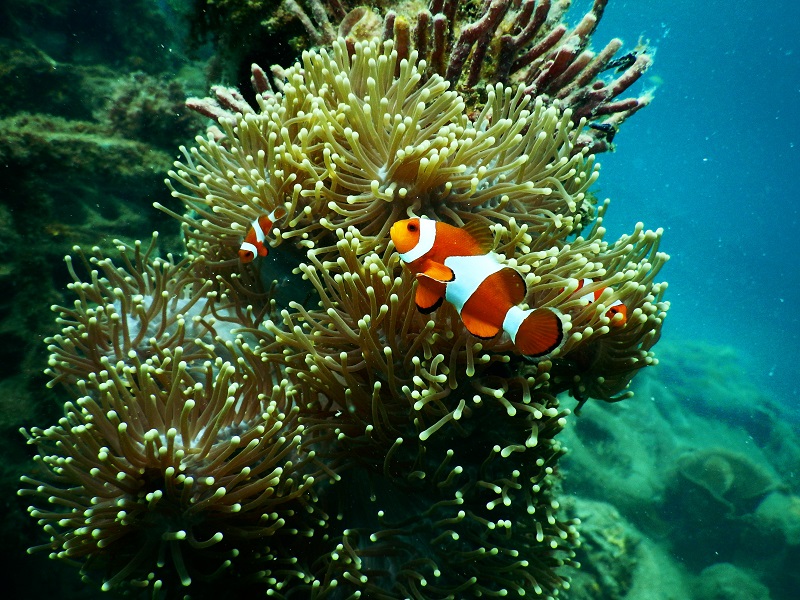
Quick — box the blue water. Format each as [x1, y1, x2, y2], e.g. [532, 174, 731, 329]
[580, 0, 799, 411]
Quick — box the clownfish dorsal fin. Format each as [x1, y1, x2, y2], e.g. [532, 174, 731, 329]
[418, 261, 455, 283]
[461, 219, 496, 254]
[493, 267, 527, 306]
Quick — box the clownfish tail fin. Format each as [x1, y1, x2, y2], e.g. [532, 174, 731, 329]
[504, 306, 565, 358]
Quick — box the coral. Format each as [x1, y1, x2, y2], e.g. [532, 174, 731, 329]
[185, 0, 324, 84]
[564, 498, 640, 599]
[754, 492, 800, 547]
[674, 447, 783, 517]
[0, 0, 187, 79]
[0, 110, 182, 428]
[559, 397, 672, 533]
[555, 339, 800, 600]
[695, 563, 771, 600]
[0, 1, 221, 597]
[263, 0, 654, 153]
[0, 114, 174, 187]
[19, 4, 667, 599]
[0, 0, 207, 523]
[99, 72, 203, 150]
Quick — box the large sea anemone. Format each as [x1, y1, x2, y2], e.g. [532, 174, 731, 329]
[20, 2, 667, 597]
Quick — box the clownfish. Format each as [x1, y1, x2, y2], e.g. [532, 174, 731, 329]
[390, 217, 565, 358]
[570, 278, 627, 327]
[238, 207, 286, 263]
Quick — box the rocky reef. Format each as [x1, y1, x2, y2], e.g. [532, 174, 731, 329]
[561, 340, 800, 600]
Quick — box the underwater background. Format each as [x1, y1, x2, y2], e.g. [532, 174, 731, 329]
[591, 0, 799, 414]
[0, 0, 797, 599]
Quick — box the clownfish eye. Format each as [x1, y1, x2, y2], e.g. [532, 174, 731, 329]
[407, 223, 418, 232]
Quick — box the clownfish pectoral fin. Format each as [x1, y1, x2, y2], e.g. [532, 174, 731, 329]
[258, 244, 269, 257]
[419, 261, 455, 283]
[414, 276, 446, 313]
[504, 306, 565, 358]
[460, 312, 502, 339]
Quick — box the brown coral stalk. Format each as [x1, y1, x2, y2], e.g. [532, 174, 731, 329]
[445, 0, 511, 84]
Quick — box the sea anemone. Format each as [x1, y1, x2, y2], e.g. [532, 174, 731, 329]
[165, 38, 601, 273]
[21, 7, 667, 597]
[20, 347, 324, 595]
[22, 240, 326, 596]
[44, 235, 267, 395]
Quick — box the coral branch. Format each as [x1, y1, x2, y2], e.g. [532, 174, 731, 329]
[445, 0, 511, 83]
[365, 0, 657, 152]
[250, 63, 273, 95]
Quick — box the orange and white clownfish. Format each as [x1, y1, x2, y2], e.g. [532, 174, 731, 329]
[390, 217, 565, 358]
[238, 207, 287, 263]
[570, 278, 627, 327]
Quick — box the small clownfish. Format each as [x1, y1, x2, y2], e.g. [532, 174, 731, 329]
[238, 207, 287, 263]
[390, 217, 565, 358]
[571, 278, 627, 327]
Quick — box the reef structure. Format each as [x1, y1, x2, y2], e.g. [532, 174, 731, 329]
[19, 2, 668, 598]
[191, 0, 654, 154]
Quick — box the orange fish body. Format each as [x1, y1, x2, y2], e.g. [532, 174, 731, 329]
[390, 218, 565, 358]
[238, 207, 286, 263]
[572, 278, 627, 327]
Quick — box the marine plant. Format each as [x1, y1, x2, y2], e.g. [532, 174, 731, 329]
[19, 1, 668, 598]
